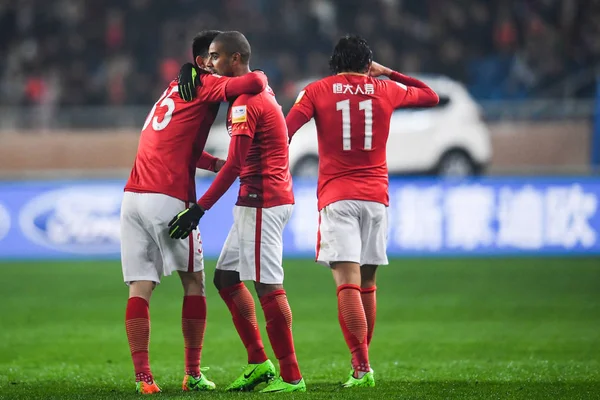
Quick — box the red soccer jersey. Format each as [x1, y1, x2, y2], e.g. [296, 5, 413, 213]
[289, 73, 438, 210]
[124, 72, 265, 202]
[227, 88, 294, 208]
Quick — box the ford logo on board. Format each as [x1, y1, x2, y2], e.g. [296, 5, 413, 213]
[19, 186, 123, 254]
[0, 202, 10, 242]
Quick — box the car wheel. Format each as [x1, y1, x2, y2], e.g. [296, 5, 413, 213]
[436, 150, 476, 177]
[292, 155, 319, 177]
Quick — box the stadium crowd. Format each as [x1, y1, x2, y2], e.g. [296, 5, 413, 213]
[0, 0, 598, 109]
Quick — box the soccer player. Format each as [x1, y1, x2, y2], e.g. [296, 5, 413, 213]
[285, 35, 439, 388]
[121, 30, 268, 394]
[169, 31, 306, 393]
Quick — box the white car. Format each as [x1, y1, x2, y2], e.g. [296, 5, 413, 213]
[202, 75, 491, 177]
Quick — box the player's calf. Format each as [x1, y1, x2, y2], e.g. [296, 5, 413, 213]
[336, 283, 370, 374]
[258, 285, 303, 385]
[330, 264, 371, 380]
[219, 282, 270, 364]
[125, 286, 156, 393]
[179, 271, 208, 380]
[360, 265, 378, 348]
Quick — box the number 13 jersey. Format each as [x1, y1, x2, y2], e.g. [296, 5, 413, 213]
[125, 75, 227, 202]
[291, 74, 425, 210]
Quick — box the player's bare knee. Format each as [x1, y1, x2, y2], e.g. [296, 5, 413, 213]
[128, 280, 156, 301]
[178, 270, 205, 296]
[331, 261, 361, 286]
[360, 264, 378, 288]
[214, 270, 241, 291]
[213, 270, 223, 291]
[361, 277, 376, 289]
[254, 282, 283, 298]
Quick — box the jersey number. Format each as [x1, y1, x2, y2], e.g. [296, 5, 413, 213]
[336, 99, 373, 150]
[143, 87, 178, 131]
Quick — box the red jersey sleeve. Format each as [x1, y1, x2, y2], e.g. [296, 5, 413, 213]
[197, 94, 261, 209]
[197, 135, 252, 210]
[290, 87, 316, 120]
[196, 74, 229, 103]
[196, 151, 218, 171]
[385, 71, 439, 109]
[286, 109, 311, 142]
[195, 72, 267, 103]
[224, 71, 267, 100]
[229, 94, 261, 138]
[286, 87, 314, 141]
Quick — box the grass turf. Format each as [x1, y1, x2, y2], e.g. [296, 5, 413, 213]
[0, 258, 599, 399]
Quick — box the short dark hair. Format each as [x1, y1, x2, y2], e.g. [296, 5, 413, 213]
[329, 35, 373, 74]
[212, 31, 251, 64]
[192, 30, 222, 61]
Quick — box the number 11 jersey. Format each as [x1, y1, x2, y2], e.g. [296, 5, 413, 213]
[291, 73, 425, 210]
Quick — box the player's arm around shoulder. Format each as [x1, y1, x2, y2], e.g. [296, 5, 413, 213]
[224, 71, 268, 100]
[194, 72, 229, 103]
[192, 71, 266, 104]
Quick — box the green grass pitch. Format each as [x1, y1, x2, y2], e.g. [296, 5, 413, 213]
[0, 258, 599, 399]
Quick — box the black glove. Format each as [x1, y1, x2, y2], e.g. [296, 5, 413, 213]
[168, 203, 205, 239]
[178, 63, 201, 102]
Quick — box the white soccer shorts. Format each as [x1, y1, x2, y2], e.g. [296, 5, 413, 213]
[316, 200, 389, 267]
[216, 204, 293, 284]
[120, 192, 204, 284]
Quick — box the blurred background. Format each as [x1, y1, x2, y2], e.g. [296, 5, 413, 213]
[0, 2, 599, 398]
[0, 0, 599, 257]
[0, 0, 599, 178]
[0, 0, 599, 258]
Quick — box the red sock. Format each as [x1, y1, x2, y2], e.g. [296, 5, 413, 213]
[182, 295, 207, 377]
[125, 296, 153, 383]
[260, 290, 302, 383]
[337, 284, 370, 373]
[219, 283, 268, 364]
[361, 286, 377, 347]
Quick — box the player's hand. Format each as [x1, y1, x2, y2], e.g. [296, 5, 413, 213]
[178, 63, 201, 102]
[214, 159, 226, 172]
[168, 203, 205, 239]
[369, 61, 392, 78]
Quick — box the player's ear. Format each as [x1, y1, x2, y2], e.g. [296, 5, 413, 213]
[366, 61, 373, 75]
[231, 52, 241, 65]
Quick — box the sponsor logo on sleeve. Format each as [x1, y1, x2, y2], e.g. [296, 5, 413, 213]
[294, 90, 305, 104]
[231, 105, 247, 123]
[394, 81, 408, 91]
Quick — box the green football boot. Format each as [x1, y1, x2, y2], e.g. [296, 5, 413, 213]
[225, 359, 276, 391]
[342, 370, 375, 388]
[182, 374, 216, 391]
[260, 376, 307, 393]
